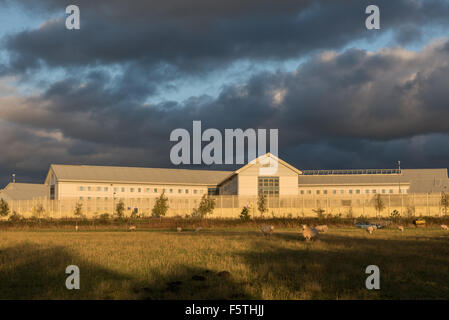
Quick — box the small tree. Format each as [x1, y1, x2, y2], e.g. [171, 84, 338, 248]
[440, 191, 449, 215]
[390, 209, 401, 222]
[115, 200, 125, 219]
[312, 207, 325, 219]
[239, 205, 251, 221]
[32, 203, 45, 220]
[192, 194, 216, 219]
[152, 192, 169, 218]
[372, 194, 385, 217]
[257, 194, 268, 217]
[74, 202, 83, 218]
[0, 199, 10, 217]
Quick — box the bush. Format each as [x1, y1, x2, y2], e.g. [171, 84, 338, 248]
[0, 199, 10, 217]
[115, 200, 125, 219]
[8, 211, 23, 222]
[152, 192, 169, 218]
[74, 202, 84, 218]
[257, 194, 268, 217]
[312, 207, 325, 219]
[239, 206, 251, 221]
[390, 209, 401, 222]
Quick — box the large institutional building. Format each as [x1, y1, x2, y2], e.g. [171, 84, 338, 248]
[1, 153, 449, 202]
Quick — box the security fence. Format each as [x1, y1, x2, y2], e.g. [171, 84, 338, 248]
[3, 193, 449, 219]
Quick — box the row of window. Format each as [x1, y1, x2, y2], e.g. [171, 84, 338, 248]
[300, 188, 408, 195]
[79, 186, 205, 195]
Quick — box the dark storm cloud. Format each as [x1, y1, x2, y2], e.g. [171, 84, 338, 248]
[2, 0, 449, 78]
[2, 37, 449, 185]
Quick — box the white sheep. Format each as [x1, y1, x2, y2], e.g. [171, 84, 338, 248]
[128, 225, 136, 231]
[177, 227, 182, 233]
[302, 225, 318, 241]
[315, 225, 328, 233]
[398, 226, 404, 232]
[75, 225, 79, 231]
[441, 224, 448, 230]
[261, 225, 274, 238]
[366, 226, 376, 234]
[195, 227, 202, 232]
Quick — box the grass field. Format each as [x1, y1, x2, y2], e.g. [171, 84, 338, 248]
[1, 225, 449, 299]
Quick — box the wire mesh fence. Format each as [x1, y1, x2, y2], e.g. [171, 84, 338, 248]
[4, 193, 449, 219]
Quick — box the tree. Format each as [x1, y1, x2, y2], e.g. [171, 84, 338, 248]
[312, 207, 325, 219]
[257, 194, 268, 217]
[33, 203, 45, 219]
[240, 205, 251, 221]
[152, 192, 169, 218]
[372, 194, 385, 217]
[74, 202, 83, 218]
[191, 194, 216, 219]
[0, 199, 10, 217]
[440, 191, 449, 215]
[115, 200, 125, 219]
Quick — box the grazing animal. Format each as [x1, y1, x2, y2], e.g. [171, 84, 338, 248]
[302, 225, 318, 241]
[177, 227, 182, 233]
[195, 227, 202, 232]
[261, 225, 274, 238]
[128, 225, 136, 231]
[366, 226, 376, 234]
[398, 226, 404, 232]
[315, 225, 328, 233]
[75, 225, 79, 231]
[441, 224, 448, 230]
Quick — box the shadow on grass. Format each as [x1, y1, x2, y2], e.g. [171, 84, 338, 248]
[238, 233, 449, 299]
[0, 243, 255, 299]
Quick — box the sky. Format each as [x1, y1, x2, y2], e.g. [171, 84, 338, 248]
[1, 0, 449, 187]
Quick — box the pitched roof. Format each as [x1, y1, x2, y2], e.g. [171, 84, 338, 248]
[298, 169, 448, 186]
[0, 183, 48, 200]
[48, 164, 233, 186]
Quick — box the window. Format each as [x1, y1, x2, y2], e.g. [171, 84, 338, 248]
[79, 196, 83, 200]
[200, 189, 204, 194]
[121, 187, 125, 192]
[114, 187, 118, 192]
[79, 186, 84, 191]
[87, 197, 91, 200]
[365, 190, 370, 194]
[97, 197, 100, 200]
[163, 189, 166, 193]
[194, 189, 197, 194]
[323, 190, 328, 195]
[154, 188, 158, 193]
[333, 190, 337, 194]
[169, 189, 173, 193]
[389, 189, 393, 194]
[356, 189, 361, 194]
[146, 188, 150, 193]
[300, 190, 305, 195]
[208, 188, 219, 195]
[372, 189, 377, 194]
[97, 187, 101, 192]
[178, 189, 182, 194]
[349, 190, 353, 194]
[138, 188, 141, 193]
[88, 186, 91, 191]
[258, 177, 279, 196]
[104, 187, 108, 192]
[382, 189, 386, 194]
[340, 190, 344, 194]
[185, 189, 189, 194]
[130, 188, 134, 192]
[307, 190, 312, 194]
[104, 197, 108, 200]
[316, 190, 321, 195]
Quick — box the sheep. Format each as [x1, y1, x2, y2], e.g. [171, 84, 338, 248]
[398, 226, 404, 232]
[260, 225, 274, 238]
[302, 225, 318, 241]
[315, 225, 328, 233]
[195, 227, 203, 232]
[441, 224, 448, 230]
[75, 224, 79, 232]
[177, 227, 182, 233]
[366, 226, 376, 234]
[128, 225, 136, 231]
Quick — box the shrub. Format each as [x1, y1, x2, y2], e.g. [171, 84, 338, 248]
[239, 206, 251, 221]
[32, 203, 45, 219]
[74, 202, 83, 218]
[390, 209, 401, 222]
[372, 194, 385, 216]
[312, 207, 325, 219]
[152, 192, 169, 218]
[0, 199, 10, 217]
[8, 211, 23, 222]
[441, 191, 449, 215]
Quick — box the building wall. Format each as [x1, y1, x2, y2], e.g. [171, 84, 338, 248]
[299, 184, 410, 196]
[219, 175, 238, 195]
[236, 160, 299, 196]
[55, 181, 209, 200]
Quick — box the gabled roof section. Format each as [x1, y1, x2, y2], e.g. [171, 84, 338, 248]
[233, 152, 302, 175]
[48, 164, 233, 186]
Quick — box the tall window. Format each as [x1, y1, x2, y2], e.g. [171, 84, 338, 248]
[258, 176, 279, 196]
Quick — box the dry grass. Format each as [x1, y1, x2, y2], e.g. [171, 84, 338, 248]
[1, 226, 449, 299]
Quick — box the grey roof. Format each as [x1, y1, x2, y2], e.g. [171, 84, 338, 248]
[49, 164, 233, 186]
[408, 179, 449, 193]
[298, 169, 448, 186]
[0, 183, 48, 200]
